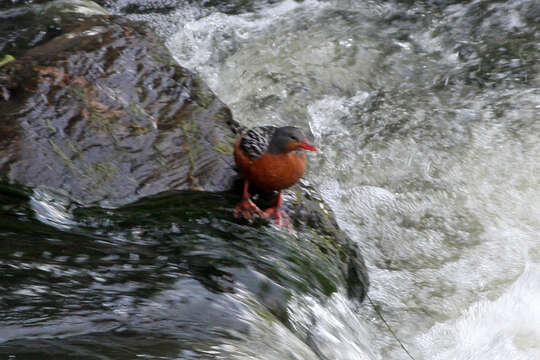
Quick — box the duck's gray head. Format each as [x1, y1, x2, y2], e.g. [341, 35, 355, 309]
[267, 126, 319, 154]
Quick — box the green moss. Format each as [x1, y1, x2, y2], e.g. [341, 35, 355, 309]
[45, 119, 56, 134]
[248, 298, 276, 325]
[66, 139, 82, 158]
[190, 117, 203, 154]
[129, 103, 147, 119]
[0, 183, 30, 200]
[103, 120, 120, 146]
[152, 39, 166, 48]
[129, 124, 150, 136]
[151, 145, 168, 166]
[49, 139, 81, 175]
[213, 139, 234, 154]
[88, 107, 101, 122]
[178, 115, 205, 190]
[182, 130, 196, 170]
[151, 53, 166, 63]
[92, 161, 117, 181]
[151, 53, 176, 66]
[0, 54, 15, 67]
[193, 87, 214, 108]
[71, 86, 88, 97]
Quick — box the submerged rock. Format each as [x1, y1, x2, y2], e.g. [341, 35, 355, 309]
[0, 184, 367, 357]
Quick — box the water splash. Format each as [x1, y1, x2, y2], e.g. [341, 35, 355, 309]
[30, 187, 77, 231]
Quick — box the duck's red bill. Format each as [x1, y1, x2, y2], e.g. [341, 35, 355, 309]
[299, 142, 319, 152]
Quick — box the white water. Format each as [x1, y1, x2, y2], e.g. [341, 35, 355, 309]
[128, 0, 540, 358]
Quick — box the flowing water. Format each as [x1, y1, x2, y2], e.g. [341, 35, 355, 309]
[119, 0, 540, 358]
[2, 0, 540, 359]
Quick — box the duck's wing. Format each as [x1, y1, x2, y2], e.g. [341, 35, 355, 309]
[239, 126, 277, 160]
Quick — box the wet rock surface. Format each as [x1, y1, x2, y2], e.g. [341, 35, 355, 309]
[0, 2, 369, 358]
[0, 1, 237, 206]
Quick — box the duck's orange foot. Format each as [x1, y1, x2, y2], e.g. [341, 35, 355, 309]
[263, 207, 294, 231]
[234, 197, 263, 222]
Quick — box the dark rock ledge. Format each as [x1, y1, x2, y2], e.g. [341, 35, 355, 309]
[0, 0, 368, 315]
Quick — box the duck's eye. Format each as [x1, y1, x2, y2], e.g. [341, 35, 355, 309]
[290, 135, 298, 141]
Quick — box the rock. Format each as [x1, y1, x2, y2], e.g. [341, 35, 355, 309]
[0, 0, 368, 306]
[0, 0, 238, 207]
[1, 2, 369, 358]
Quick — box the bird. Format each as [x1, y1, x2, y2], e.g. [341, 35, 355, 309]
[233, 125, 319, 228]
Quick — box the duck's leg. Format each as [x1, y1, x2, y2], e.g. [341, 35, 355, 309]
[263, 191, 293, 230]
[234, 180, 263, 222]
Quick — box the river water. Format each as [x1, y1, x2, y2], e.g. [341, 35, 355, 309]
[2, 0, 539, 359]
[116, 0, 540, 359]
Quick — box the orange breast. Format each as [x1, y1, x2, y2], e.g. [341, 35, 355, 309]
[234, 138, 307, 191]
